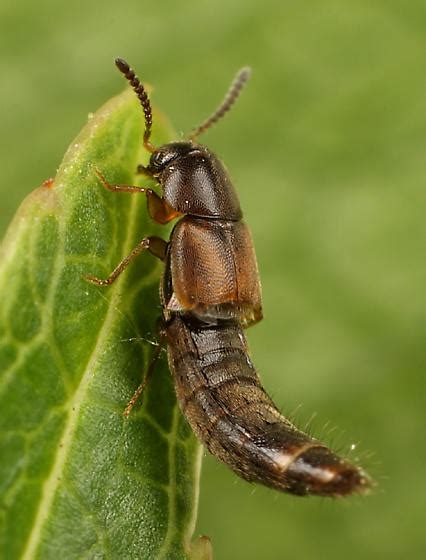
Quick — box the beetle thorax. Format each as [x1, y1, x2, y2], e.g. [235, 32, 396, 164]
[150, 142, 242, 220]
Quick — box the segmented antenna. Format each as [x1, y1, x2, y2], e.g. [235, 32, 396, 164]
[188, 67, 252, 141]
[115, 58, 156, 153]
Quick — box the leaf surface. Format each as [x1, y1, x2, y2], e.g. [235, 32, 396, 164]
[0, 90, 202, 560]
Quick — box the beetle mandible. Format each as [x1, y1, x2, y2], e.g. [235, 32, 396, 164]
[86, 59, 371, 497]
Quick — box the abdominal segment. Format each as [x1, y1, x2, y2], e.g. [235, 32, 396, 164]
[165, 315, 371, 497]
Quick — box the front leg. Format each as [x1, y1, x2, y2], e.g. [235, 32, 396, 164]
[95, 168, 180, 225]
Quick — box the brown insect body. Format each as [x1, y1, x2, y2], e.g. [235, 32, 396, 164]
[87, 59, 371, 497]
[155, 142, 368, 497]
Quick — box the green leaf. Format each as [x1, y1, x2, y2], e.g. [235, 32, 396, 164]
[0, 89, 203, 559]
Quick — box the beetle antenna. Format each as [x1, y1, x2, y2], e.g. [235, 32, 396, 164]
[115, 58, 156, 153]
[188, 67, 251, 141]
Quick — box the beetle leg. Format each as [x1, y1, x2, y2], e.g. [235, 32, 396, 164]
[85, 236, 168, 286]
[95, 167, 150, 194]
[95, 168, 180, 225]
[123, 334, 166, 417]
[146, 194, 181, 224]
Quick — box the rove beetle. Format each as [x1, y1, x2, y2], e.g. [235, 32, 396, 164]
[87, 59, 371, 497]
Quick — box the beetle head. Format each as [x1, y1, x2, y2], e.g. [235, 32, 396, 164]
[148, 142, 195, 175]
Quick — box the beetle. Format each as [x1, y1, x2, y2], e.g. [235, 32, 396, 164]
[86, 58, 371, 497]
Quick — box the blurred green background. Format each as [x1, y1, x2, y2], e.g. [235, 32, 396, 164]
[1, 1, 425, 558]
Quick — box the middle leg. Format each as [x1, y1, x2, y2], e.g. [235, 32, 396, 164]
[85, 236, 168, 286]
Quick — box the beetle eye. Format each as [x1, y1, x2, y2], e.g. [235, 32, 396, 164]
[150, 149, 176, 170]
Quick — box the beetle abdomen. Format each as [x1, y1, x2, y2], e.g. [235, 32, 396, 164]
[165, 314, 371, 497]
